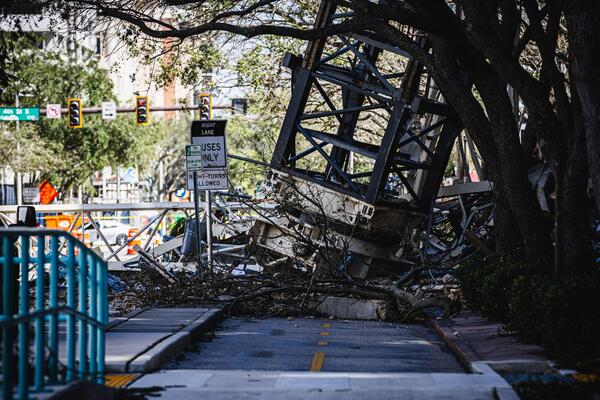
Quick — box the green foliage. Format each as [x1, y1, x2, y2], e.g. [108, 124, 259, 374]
[225, 115, 279, 194]
[137, 117, 192, 200]
[456, 256, 600, 369]
[0, 33, 159, 192]
[511, 379, 600, 400]
[153, 41, 222, 89]
[445, 157, 456, 178]
[509, 273, 600, 367]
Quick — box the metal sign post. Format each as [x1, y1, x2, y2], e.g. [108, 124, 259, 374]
[186, 144, 205, 273]
[205, 191, 213, 271]
[189, 120, 229, 274]
[192, 171, 204, 273]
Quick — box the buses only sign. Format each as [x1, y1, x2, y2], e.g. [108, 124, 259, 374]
[190, 120, 227, 168]
[187, 120, 228, 191]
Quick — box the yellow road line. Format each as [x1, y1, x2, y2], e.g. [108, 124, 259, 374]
[310, 352, 326, 372]
[105, 373, 140, 388]
[573, 373, 600, 383]
[320, 331, 330, 336]
[322, 323, 331, 328]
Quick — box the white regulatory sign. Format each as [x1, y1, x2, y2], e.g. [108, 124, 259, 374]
[22, 187, 40, 203]
[187, 169, 228, 191]
[102, 101, 117, 120]
[46, 104, 61, 119]
[190, 120, 227, 168]
[185, 144, 203, 171]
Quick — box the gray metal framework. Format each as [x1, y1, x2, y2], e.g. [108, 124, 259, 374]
[270, 1, 462, 214]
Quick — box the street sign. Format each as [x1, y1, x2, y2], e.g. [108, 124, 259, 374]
[22, 187, 40, 203]
[187, 169, 228, 191]
[46, 104, 61, 119]
[0, 107, 40, 121]
[190, 120, 228, 168]
[102, 101, 117, 120]
[185, 144, 203, 171]
[231, 98, 248, 115]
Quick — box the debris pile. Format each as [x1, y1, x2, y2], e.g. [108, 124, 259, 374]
[107, 182, 486, 321]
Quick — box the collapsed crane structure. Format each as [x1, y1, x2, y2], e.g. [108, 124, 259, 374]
[251, 1, 490, 276]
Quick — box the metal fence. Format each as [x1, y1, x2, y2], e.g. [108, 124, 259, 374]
[0, 228, 108, 400]
[0, 201, 275, 272]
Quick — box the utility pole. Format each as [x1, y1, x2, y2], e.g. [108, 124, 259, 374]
[15, 95, 22, 205]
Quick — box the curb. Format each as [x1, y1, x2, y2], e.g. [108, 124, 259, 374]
[106, 308, 150, 331]
[431, 316, 541, 400]
[126, 308, 224, 372]
[430, 317, 479, 373]
[431, 315, 553, 374]
[183, 307, 224, 341]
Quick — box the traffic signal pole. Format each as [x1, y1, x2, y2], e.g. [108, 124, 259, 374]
[39, 104, 233, 116]
[15, 95, 21, 205]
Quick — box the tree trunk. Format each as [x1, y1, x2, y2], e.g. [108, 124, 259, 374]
[493, 184, 524, 255]
[553, 83, 593, 273]
[567, 1, 600, 216]
[424, 36, 534, 256]
[455, 43, 552, 260]
[555, 167, 592, 273]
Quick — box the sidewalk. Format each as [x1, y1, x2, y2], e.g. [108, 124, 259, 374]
[431, 309, 551, 374]
[59, 307, 223, 374]
[106, 307, 223, 372]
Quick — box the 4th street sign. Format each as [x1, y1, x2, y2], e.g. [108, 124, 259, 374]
[0, 107, 40, 121]
[190, 120, 228, 168]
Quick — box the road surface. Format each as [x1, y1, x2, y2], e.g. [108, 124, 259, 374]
[126, 317, 515, 399]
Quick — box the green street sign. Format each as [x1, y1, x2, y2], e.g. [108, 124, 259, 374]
[0, 107, 40, 122]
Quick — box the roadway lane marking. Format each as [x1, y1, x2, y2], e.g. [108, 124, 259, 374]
[320, 331, 330, 336]
[318, 341, 328, 346]
[310, 352, 326, 372]
[105, 373, 140, 388]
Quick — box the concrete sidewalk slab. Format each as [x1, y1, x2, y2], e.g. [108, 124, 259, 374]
[107, 307, 223, 372]
[59, 307, 222, 372]
[129, 369, 515, 399]
[58, 307, 223, 374]
[431, 309, 551, 374]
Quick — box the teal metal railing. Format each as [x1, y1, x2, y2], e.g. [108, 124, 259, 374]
[0, 228, 108, 400]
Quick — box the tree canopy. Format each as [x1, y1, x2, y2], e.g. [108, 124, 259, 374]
[0, 33, 161, 192]
[5, 0, 600, 273]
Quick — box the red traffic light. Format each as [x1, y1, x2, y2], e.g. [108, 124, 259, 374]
[135, 96, 150, 126]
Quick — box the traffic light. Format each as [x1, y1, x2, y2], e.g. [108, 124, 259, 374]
[135, 96, 149, 126]
[67, 98, 82, 128]
[199, 93, 212, 120]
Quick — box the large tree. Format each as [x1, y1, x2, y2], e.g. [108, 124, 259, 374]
[0, 33, 160, 193]
[45, 0, 598, 273]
